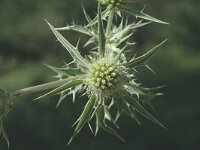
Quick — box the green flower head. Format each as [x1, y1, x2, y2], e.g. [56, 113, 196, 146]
[98, 0, 124, 7]
[87, 58, 121, 93]
[98, 0, 125, 9]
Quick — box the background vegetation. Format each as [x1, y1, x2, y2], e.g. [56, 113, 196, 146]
[0, 0, 199, 149]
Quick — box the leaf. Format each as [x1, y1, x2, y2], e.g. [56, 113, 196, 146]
[114, 98, 124, 121]
[35, 79, 83, 100]
[125, 95, 166, 129]
[111, 22, 150, 52]
[82, 4, 92, 23]
[82, 5, 98, 36]
[56, 84, 83, 107]
[46, 21, 88, 67]
[101, 124, 126, 142]
[123, 84, 145, 98]
[123, 8, 169, 24]
[98, 4, 106, 57]
[112, 22, 150, 42]
[116, 33, 132, 47]
[86, 8, 110, 27]
[130, 21, 151, 29]
[46, 65, 83, 77]
[115, 97, 141, 125]
[68, 94, 96, 144]
[95, 106, 125, 142]
[56, 24, 92, 36]
[95, 105, 104, 135]
[111, 25, 133, 49]
[127, 39, 167, 68]
[84, 36, 98, 47]
[56, 91, 69, 108]
[103, 106, 112, 121]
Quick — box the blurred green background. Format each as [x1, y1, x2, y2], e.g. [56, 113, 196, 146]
[0, 0, 200, 149]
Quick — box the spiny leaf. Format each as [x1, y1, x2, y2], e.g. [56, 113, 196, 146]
[56, 84, 83, 107]
[130, 21, 151, 29]
[46, 21, 88, 67]
[115, 97, 141, 125]
[141, 86, 166, 93]
[61, 68, 83, 76]
[123, 8, 169, 24]
[125, 95, 166, 129]
[56, 91, 69, 108]
[56, 25, 92, 36]
[86, 8, 110, 27]
[46, 64, 83, 77]
[82, 5, 98, 36]
[95, 106, 125, 142]
[112, 22, 150, 42]
[98, 4, 106, 57]
[68, 94, 96, 144]
[103, 106, 112, 121]
[94, 105, 102, 135]
[114, 98, 124, 121]
[82, 4, 92, 23]
[84, 36, 98, 47]
[101, 124, 126, 142]
[45, 64, 67, 78]
[127, 39, 167, 67]
[111, 22, 150, 51]
[111, 24, 134, 49]
[35, 79, 83, 100]
[123, 84, 145, 98]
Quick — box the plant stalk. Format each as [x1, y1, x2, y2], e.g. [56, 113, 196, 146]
[106, 8, 115, 38]
[9, 77, 77, 99]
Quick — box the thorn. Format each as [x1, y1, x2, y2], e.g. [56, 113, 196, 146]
[145, 65, 156, 74]
[76, 38, 81, 49]
[88, 123, 94, 134]
[141, 4, 147, 12]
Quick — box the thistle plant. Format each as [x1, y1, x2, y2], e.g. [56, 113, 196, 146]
[0, 0, 168, 147]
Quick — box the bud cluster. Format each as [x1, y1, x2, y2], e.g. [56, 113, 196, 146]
[98, 0, 123, 8]
[89, 61, 119, 90]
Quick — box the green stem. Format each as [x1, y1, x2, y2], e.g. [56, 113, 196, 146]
[9, 77, 81, 99]
[106, 8, 115, 38]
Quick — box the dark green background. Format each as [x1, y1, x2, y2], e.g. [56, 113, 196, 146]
[0, 0, 200, 149]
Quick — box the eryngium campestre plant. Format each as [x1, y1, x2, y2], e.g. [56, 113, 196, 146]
[0, 0, 168, 146]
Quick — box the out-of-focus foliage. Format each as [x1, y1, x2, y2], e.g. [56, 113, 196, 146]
[0, 0, 199, 150]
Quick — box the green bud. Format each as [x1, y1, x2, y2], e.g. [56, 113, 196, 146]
[101, 79, 106, 84]
[109, 66, 115, 72]
[111, 72, 117, 77]
[101, 85, 106, 90]
[95, 82, 100, 87]
[95, 72, 99, 77]
[101, 67, 106, 71]
[97, 78, 101, 82]
[107, 82, 112, 87]
[100, 73, 104, 77]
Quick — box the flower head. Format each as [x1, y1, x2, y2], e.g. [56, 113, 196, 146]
[98, 0, 124, 8]
[37, 2, 167, 144]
